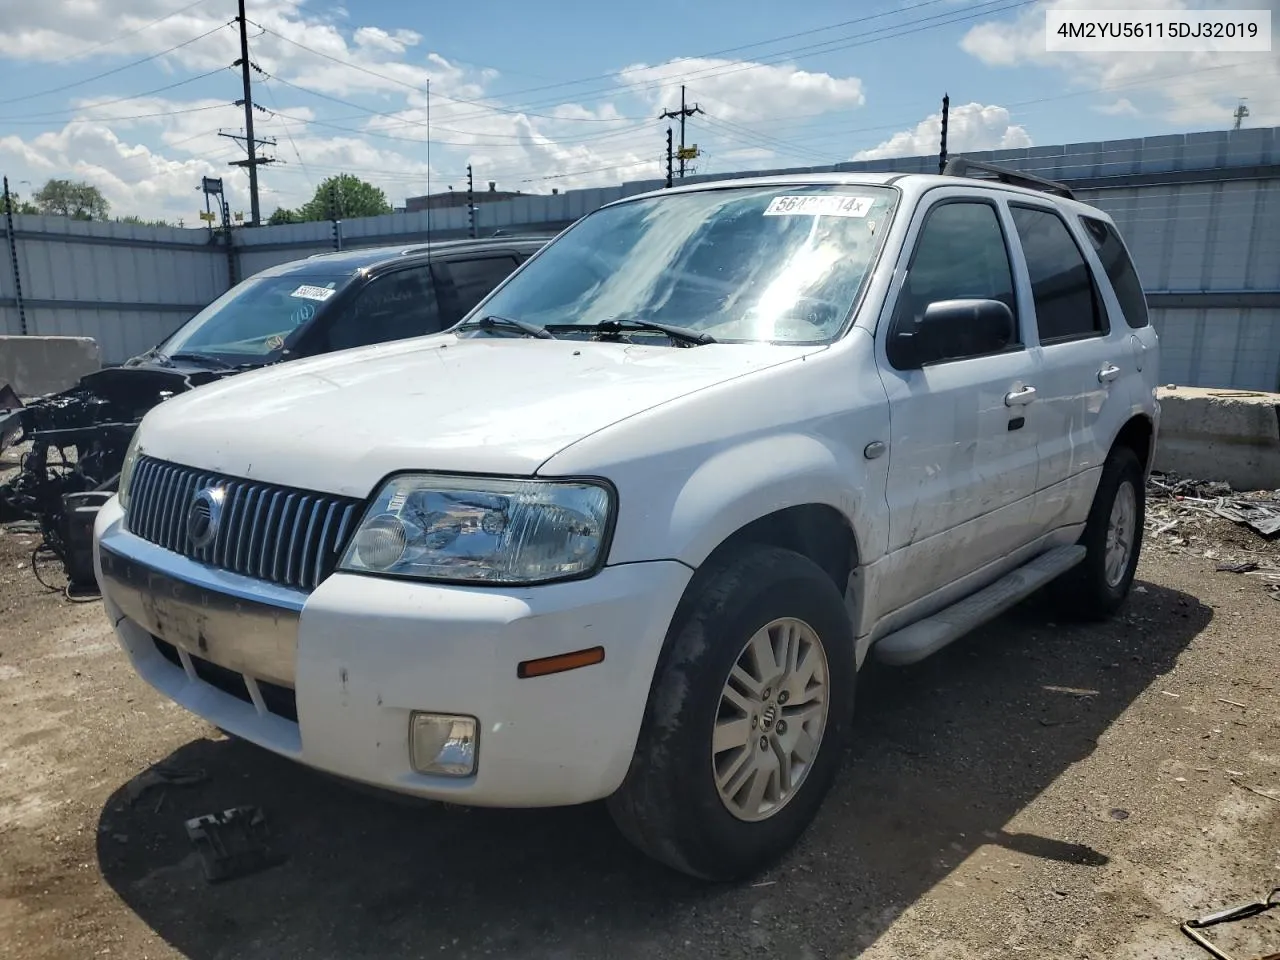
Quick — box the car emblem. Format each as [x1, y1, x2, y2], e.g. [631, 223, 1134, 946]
[187, 486, 226, 550]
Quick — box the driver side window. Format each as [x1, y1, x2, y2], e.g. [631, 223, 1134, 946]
[323, 267, 442, 352]
[887, 200, 1019, 368]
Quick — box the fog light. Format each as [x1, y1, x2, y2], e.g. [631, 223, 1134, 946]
[409, 712, 478, 777]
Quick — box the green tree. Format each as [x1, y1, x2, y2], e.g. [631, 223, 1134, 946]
[297, 174, 392, 221]
[116, 214, 171, 227]
[267, 206, 303, 225]
[33, 178, 110, 220]
[2, 192, 39, 215]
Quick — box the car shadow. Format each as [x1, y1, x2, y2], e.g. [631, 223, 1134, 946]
[96, 581, 1211, 959]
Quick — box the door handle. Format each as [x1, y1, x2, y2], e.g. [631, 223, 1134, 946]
[1004, 385, 1037, 406]
[1098, 363, 1121, 383]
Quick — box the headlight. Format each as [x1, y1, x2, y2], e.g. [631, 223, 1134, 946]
[339, 474, 614, 585]
[116, 429, 144, 511]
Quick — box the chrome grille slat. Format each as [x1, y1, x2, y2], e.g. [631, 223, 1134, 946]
[285, 496, 312, 587]
[122, 456, 361, 591]
[311, 501, 339, 588]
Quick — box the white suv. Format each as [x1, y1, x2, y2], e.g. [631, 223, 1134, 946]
[94, 163, 1159, 881]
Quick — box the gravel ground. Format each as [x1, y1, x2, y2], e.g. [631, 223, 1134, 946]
[1, 495, 1278, 960]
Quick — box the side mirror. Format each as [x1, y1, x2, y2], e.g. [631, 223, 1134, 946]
[896, 298, 1016, 368]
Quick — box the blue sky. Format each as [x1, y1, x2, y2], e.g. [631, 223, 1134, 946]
[0, 0, 1275, 222]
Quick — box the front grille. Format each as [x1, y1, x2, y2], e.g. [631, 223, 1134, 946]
[127, 456, 362, 590]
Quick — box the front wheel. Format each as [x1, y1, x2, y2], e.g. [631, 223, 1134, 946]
[607, 545, 856, 881]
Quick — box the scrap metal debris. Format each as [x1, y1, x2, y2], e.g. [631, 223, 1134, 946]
[1180, 887, 1280, 960]
[1146, 472, 1280, 601]
[124, 761, 210, 806]
[0, 363, 223, 591]
[1148, 472, 1280, 540]
[185, 806, 286, 883]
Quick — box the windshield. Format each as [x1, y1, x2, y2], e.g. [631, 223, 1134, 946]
[160, 274, 349, 360]
[468, 184, 898, 344]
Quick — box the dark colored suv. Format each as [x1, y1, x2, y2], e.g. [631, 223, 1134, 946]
[0, 235, 551, 585]
[154, 236, 551, 365]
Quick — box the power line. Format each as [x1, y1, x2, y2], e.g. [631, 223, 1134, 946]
[0, 102, 230, 126]
[436, 0, 1038, 125]
[259, 81, 313, 194]
[38, 0, 216, 68]
[248, 22, 648, 123]
[0, 67, 233, 123]
[0, 21, 232, 107]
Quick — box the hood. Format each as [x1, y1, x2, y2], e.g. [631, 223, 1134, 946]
[138, 334, 821, 497]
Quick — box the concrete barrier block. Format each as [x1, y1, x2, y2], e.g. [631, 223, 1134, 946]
[1154, 386, 1280, 491]
[0, 335, 101, 397]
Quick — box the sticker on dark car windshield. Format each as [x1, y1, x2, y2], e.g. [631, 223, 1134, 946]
[763, 195, 875, 218]
[290, 284, 337, 302]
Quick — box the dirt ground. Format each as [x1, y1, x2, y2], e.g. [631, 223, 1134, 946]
[1, 486, 1278, 959]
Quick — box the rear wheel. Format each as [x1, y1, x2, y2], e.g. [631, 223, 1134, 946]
[1052, 445, 1145, 619]
[607, 545, 856, 881]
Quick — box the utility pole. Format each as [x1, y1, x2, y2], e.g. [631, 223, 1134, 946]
[665, 127, 674, 189]
[660, 85, 703, 179]
[466, 164, 476, 238]
[938, 93, 950, 175]
[229, 0, 274, 226]
[1233, 98, 1249, 130]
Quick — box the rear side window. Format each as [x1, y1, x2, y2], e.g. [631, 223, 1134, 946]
[1080, 216, 1149, 328]
[1010, 205, 1107, 343]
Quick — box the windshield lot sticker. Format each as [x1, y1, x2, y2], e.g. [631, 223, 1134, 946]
[290, 284, 337, 302]
[764, 195, 874, 218]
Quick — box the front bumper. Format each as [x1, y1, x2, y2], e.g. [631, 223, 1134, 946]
[94, 496, 691, 807]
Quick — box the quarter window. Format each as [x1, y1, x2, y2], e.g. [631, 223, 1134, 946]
[1079, 216, 1150, 329]
[888, 200, 1018, 367]
[1009, 206, 1106, 342]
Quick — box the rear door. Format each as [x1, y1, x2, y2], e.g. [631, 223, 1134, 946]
[1004, 202, 1134, 533]
[433, 253, 522, 326]
[873, 190, 1042, 615]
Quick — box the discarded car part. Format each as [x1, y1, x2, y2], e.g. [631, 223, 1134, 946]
[1180, 887, 1280, 960]
[62, 490, 115, 591]
[0, 383, 21, 448]
[185, 806, 286, 883]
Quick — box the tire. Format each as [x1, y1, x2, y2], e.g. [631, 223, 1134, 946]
[1051, 444, 1145, 620]
[606, 544, 857, 881]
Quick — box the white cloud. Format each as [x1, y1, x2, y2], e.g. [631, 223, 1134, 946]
[958, 0, 1279, 127]
[0, 122, 235, 223]
[352, 27, 420, 55]
[852, 102, 1032, 161]
[617, 57, 865, 123]
[1094, 98, 1140, 116]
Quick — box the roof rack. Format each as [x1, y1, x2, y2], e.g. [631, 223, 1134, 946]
[942, 157, 1075, 200]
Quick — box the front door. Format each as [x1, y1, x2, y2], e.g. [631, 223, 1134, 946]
[872, 192, 1042, 617]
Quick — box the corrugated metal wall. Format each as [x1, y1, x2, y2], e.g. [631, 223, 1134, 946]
[0, 214, 230, 361]
[2, 125, 1278, 387]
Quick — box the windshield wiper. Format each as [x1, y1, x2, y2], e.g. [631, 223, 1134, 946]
[462, 315, 555, 340]
[164, 352, 236, 370]
[549, 318, 716, 346]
